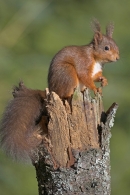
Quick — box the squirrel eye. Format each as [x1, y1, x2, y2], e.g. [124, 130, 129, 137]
[104, 46, 110, 51]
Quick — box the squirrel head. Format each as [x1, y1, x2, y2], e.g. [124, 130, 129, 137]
[91, 19, 119, 63]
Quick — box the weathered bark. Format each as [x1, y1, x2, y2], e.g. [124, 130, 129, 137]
[33, 89, 118, 195]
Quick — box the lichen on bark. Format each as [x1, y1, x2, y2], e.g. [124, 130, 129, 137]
[33, 89, 118, 195]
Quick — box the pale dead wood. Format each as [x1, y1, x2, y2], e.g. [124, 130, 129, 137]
[33, 89, 118, 195]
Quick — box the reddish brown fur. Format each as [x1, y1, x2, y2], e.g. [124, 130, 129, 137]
[48, 20, 119, 97]
[0, 82, 46, 162]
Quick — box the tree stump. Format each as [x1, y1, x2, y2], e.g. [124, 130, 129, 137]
[33, 89, 118, 195]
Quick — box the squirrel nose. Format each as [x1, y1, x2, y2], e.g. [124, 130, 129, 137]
[116, 54, 119, 61]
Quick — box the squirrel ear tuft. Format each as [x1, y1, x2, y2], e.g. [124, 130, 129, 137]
[93, 32, 103, 45]
[106, 22, 114, 38]
[91, 18, 101, 33]
[91, 19, 103, 45]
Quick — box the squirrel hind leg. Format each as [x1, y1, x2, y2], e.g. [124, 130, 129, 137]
[49, 63, 78, 99]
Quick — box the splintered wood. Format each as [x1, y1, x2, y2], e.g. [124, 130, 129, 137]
[46, 89, 104, 168]
[34, 89, 118, 195]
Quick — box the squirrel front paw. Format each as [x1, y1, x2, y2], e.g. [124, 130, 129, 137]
[99, 77, 108, 87]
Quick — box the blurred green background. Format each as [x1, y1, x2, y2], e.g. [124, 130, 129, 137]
[0, 0, 129, 194]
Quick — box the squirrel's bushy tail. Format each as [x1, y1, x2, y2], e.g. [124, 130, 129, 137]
[0, 82, 45, 162]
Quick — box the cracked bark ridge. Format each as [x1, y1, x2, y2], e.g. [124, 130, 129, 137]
[33, 89, 118, 195]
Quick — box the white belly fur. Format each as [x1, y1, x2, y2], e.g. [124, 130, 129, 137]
[92, 62, 102, 77]
[78, 62, 102, 91]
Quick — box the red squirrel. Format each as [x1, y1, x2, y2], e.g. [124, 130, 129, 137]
[0, 20, 119, 161]
[48, 19, 119, 97]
